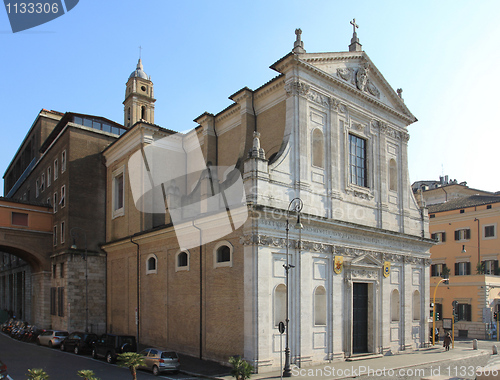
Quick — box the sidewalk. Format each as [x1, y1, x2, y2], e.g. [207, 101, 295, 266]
[181, 340, 496, 380]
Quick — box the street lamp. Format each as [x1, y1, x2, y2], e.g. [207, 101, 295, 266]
[283, 197, 303, 378]
[432, 274, 449, 346]
[70, 227, 88, 333]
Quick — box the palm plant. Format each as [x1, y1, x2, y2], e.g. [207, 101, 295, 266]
[26, 368, 49, 380]
[117, 352, 145, 380]
[229, 355, 253, 380]
[77, 370, 100, 380]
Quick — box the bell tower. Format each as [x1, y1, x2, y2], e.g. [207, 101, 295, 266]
[123, 59, 156, 128]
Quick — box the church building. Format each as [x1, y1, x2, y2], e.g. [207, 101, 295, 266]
[102, 24, 433, 372]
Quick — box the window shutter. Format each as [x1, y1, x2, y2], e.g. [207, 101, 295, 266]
[455, 230, 460, 240]
[467, 262, 471, 275]
[455, 263, 459, 275]
[466, 304, 472, 321]
[442, 232, 446, 242]
[431, 233, 437, 241]
[465, 229, 471, 240]
[495, 260, 499, 274]
[431, 265, 436, 277]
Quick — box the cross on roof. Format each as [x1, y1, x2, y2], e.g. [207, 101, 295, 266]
[139, 45, 142, 59]
[350, 18, 358, 35]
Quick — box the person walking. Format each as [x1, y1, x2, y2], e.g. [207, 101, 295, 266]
[443, 331, 451, 351]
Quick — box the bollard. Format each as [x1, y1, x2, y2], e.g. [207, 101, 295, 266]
[473, 339, 478, 350]
[493, 345, 498, 355]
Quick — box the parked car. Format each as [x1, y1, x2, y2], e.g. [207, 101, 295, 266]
[60, 332, 98, 355]
[36, 330, 69, 348]
[0, 359, 8, 380]
[138, 348, 180, 376]
[92, 334, 137, 363]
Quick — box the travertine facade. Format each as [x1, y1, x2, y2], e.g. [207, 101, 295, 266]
[103, 28, 433, 371]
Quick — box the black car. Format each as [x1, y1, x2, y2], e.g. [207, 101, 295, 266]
[61, 332, 98, 355]
[92, 334, 137, 363]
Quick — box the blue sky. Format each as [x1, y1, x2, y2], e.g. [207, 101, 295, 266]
[1, 0, 500, 193]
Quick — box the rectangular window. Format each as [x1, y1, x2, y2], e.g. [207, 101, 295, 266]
[431, 232, 446, 243]
[485, 225, 496, 239]
[47, 167, 51, 187]
[57, 287, 64, 317]
[455, 262, 471, 276]
[349, 134, 367, 187]
[50, 287, 57, 315]
[430, 263, 446, 277]
[483, 260, 499, 275]
[11, 212, 28, 226]
[112, 168, 125, 218]
[54, 159, 59, 180]
[41, 173, 45, 192]
[61, 150, 66, 172]
[60, 185, 66, 208]
[454, 228, 471, 241]
[52, 264, 56, 278]
[60, 263, 64, 278]
[53, 225, 57, 246]
[60, 221, 65, 244]
[457, 303, 472, 321]
[53, 193, 58, 213]
[36, 179, 40, 198]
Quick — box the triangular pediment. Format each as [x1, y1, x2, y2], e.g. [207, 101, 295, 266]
[292, 51, 416, 123]
[350, 252, 383, 268]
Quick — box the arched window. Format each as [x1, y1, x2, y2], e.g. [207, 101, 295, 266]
[141, 106, 147, 120]
[389, 159, 397, 191]
[413, 290, 421, 320]
[391, 289, 400, 321]
[176, 250, 189, 272]
[213, 241, 233, 268]
[314, 286, 327, 326]
[312, 129, 324, 168]
[146, 254, 157, 275]
[274, 284, 287, 326]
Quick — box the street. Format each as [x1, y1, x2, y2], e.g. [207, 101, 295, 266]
[0, 332, 199, 380]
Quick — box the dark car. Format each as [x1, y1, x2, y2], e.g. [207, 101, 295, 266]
[138, 348, 180, 376]
[92, 334, 137, 363]
[0, 359, 8, 380]
[61, 332, 98, 355]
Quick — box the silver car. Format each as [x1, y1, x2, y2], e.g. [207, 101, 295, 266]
[36, 330, 69, 348]
[138, 348, 180, 376]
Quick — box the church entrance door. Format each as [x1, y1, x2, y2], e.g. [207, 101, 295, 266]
[352, 282, 368, 353]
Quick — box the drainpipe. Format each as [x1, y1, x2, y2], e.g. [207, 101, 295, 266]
[130, 236, 140, 345]
[475, 218, 481, 270]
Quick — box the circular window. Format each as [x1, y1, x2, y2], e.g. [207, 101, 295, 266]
[141, 85, 146, 92]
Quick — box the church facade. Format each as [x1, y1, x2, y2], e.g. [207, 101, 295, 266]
[102, 26, 433, 372]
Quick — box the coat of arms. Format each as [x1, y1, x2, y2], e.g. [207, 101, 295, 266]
[334, 256, 343, 274]
[383, 261, 391, 278]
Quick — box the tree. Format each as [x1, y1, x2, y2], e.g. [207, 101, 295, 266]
[117, 352, 145, 380]
[26, 368, 49, 380]
[77, 370, 100, 380]
[229, 356, 253, 380]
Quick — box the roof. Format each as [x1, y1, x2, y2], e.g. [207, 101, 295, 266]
[129, 58, 148, 80]
[428, 195, 500, 213]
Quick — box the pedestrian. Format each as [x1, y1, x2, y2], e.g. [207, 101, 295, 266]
[435, 327, 439, 342]
[443, 331, 451, 351]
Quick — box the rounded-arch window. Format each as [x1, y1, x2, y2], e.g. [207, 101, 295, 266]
[312, 129, 324, 169]
[274, 284, 287, 326]
[314, 286, 327, 325]
[214, 241, 233, 268]
[176, 250, 189, 272]
[146, 254, 157, 275]
[391, 289, 400, 321]
[413, 290, 421, 320]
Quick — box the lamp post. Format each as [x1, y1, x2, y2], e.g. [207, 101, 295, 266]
[432, 275, 449, 346]
[283, 197, 303, 378]
[70, 227, 88, 333]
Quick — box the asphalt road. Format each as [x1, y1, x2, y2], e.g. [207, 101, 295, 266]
[0, 332, 199, 380]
